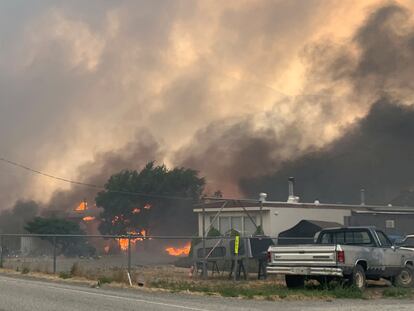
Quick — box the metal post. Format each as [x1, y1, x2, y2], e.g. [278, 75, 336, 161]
[52, 236, 57, 274]
[202, 205, 207, 278]
[244, 237, 249, 280]
[233, 237, 238, 281]
[0, 235, 3, 268]
[259, 201, 263, 233]
[127, 235, 132, 276]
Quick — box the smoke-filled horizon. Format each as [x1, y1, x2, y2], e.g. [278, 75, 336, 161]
[1, 1, 414, 214]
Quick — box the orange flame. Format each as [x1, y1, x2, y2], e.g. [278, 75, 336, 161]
[82, 216, 95, 222]
[165, 242, 191, 256]
[132, 208, 141, 214]
[143, 204, 151, 210]
[75, 201, 87, 211]
[116, 230, 147, 251]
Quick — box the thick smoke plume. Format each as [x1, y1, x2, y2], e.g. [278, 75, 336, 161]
[0, 1, 414, 219]
[178, 3, 414, 201]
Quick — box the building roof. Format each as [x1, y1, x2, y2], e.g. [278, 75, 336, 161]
[193, 198, 414, 213]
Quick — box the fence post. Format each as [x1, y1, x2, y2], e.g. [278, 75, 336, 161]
[52, 236, 57, 274]
[233, 237, 238, 281]
[244, 237, 249, 280]
[202, 205, 207, 279]
[0, 235, 3, 268]
[127, 235, 132, 276]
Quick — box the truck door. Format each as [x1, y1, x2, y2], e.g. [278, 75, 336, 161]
[348, 230, 383, 275]
[376, 230, 401, 276]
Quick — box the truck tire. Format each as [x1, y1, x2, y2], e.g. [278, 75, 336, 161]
[350, 265, 366, 290]
[393, 266, 414, 288]
[285, 275, 305, 288]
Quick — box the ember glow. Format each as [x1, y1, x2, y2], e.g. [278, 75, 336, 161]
[165, 242, 191, 256]
[82, 216, 95, 222]
[75, 201, 87, 211]
[143, 204, 151, 210]
[132, 208, 141, 214]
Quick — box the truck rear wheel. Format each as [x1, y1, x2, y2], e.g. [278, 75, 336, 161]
[350, 264, 366, 290]
[393, 266, 414, 288]
[285, 275, 305, 288]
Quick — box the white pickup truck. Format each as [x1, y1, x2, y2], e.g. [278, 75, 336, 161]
[267, 226, 414, 289]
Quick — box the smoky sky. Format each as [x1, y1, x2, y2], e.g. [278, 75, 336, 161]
[0, 1, 414, 213]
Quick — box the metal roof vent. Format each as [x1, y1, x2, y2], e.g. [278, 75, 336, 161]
[259, 192, 267, 203]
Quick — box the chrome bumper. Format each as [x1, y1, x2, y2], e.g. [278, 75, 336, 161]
[266, 266, 343, 277]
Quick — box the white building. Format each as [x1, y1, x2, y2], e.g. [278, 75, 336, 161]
[193, 179, 414, 238]
[194, 200, 353, 237]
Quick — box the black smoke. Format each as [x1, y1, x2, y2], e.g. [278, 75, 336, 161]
[241, 99, 414, 205]
[0, 200, 40, 233]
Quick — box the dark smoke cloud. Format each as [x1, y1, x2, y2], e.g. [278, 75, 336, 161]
[175, 116, 304, 196]
[305, 4, 414, 102]
[241, 99, 414, 205]
[0, 200, 40, 233]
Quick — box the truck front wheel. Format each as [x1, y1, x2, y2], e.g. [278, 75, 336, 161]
[393, 266, 414, 288]
[285, 275, 305, 288]
[349, 264, 366, 290]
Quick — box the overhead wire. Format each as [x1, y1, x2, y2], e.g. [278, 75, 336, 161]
[0, 157, 193, 201]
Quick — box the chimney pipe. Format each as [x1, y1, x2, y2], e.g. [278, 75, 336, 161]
[360, 188, 365, 206]
[288, 177, 295, 197]
[287, 177, 299, 203]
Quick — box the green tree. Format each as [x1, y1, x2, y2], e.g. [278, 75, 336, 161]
[25, 217, 95, 257]
[96, 162, 205, 236]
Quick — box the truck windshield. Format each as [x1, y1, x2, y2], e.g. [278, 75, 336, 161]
[318, 230, 373, 246]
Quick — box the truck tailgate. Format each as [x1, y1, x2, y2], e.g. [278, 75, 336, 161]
[269, 245, 338, 266]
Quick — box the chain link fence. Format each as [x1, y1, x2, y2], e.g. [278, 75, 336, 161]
[0, 234, 314, 284]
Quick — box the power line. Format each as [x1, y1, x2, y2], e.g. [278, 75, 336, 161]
[0, 157, 193, 201]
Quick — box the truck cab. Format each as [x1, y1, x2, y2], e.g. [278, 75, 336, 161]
[267, 226, 414, 289]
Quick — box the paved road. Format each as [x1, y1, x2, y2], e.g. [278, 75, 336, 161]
[0, 275, 413, 311]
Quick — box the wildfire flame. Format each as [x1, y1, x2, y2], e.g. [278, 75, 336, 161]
[117, 229, 147, 251]
[165, 242, 191, 256]
[143, 203, 151, 210]
[132, 208, 141, 214]
[75, 201, 87, 211]
[82, 216, 95, 222]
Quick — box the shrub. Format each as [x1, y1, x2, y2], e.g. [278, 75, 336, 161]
[59, 272, 72, 279]
[21, 267, 30, 274]
[70, 262, 82, 277]
[98, 276, 112, 285]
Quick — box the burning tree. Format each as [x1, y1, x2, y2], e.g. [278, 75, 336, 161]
[96, 162, 205, 236]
